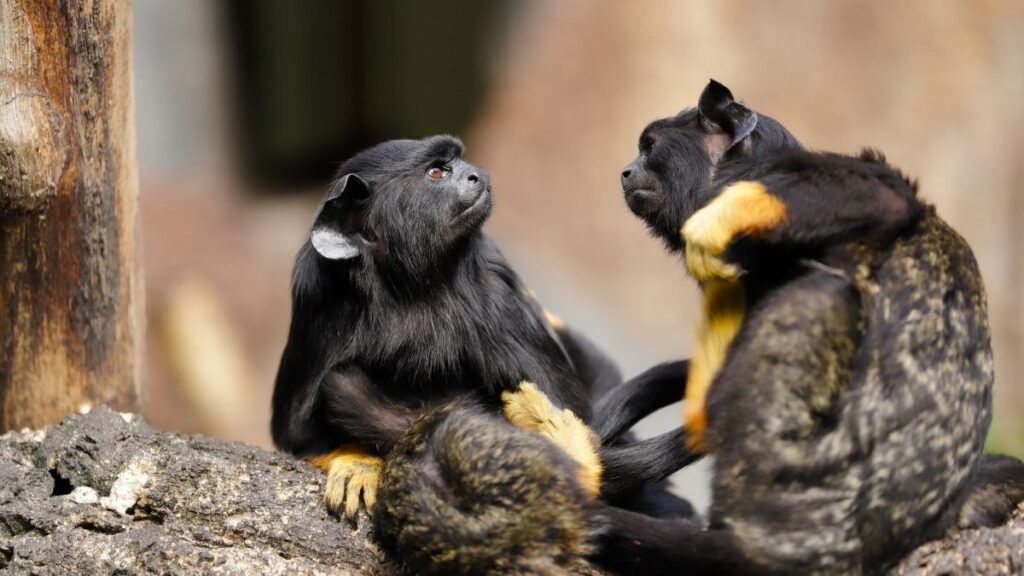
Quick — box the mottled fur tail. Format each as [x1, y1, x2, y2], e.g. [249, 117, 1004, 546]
[373, 401, 595, 575]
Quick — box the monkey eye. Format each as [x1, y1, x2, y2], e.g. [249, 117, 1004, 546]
[427, 166, 450, 180]
[639, 135, 655, 153]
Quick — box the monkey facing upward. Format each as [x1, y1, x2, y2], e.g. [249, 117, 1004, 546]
[596, 80, 1024, 574]
[272, 135, 694, 521]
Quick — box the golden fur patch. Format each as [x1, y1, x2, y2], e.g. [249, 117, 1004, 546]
[542, 307, 566, 330]
[502, 382, 603, 499]
[682, 180, 787, 281]
[684, 279, 746, 453]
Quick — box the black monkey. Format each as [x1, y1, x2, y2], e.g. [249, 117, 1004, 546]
[595, 80, 1024, 574]
[271, 135, 694, 520]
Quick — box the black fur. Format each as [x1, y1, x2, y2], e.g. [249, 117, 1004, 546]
[609, 80, 1024, 574]
[593, 360, 690, 443]
[272, 135, 692, 512]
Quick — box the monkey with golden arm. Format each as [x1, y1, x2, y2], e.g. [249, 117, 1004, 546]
[594, 79, 1024, 574]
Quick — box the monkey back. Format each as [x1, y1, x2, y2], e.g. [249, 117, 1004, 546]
[706, 208, 993, 574]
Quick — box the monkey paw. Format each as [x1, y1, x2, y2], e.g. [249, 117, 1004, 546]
[684, 241, 744, 282]
[307, 446, 384, 518]
[682, 180, 787, 281]
[681, 206, 743, 282]
[502, 381, 603, 499]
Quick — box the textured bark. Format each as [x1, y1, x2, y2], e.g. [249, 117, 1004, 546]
[0, 407, 1019, 575]
[0, 0, 143, 430]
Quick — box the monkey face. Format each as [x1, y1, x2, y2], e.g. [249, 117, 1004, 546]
[309, 135, 493, 276]
[621, 109, 717, 250]
[621, 80, 799, 251]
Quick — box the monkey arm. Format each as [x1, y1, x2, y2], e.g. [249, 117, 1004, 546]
[310, 367, 417, 517]
[683, 151, 922, 281]
[503, 382, 698, 501]
[751, 150, 922, 247]
[271, 311, 338, 457]
[505, 378, 698, 503]
[319, 367, 416, 453]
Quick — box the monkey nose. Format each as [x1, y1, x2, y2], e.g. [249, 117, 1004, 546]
[467, 173, 480, 184]
[621, 168, 632, 180]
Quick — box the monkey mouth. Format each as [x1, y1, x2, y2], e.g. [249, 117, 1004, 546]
[624, 188, 660, 215]
[464, 187, 492, 212]
[454, 188, 493, 227]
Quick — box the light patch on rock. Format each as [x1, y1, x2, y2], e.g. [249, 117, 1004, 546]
[100, 458, 154, 515]
[70, 486, 99, 505]
[78, 402, 93, 414]
[119, 412, 137, 424]
[5, 428, 46, 443]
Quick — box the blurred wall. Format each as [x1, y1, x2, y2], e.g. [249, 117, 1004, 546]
[132, 1, 1024, 514]
[471, 0, 1024, 453]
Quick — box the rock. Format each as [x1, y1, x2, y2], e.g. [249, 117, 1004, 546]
[891, 505, 1024, 575]
[0, 406, 1019, 575]
[0, 407, 394, 575]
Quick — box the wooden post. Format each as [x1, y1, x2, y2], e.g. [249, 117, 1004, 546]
[0, 0, 142, 430]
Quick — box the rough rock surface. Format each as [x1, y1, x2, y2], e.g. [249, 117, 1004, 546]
[0, 407, 1020, 575]
[0, 407, 393, 575]
[891, 507, 1024, 575]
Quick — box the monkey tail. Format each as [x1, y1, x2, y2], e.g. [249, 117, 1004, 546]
[373, 401, 596, 575]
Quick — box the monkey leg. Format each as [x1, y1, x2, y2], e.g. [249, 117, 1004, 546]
[502, 381, 603, 499]
[681, 181, 787, 282]
[308, 445, 384, 518]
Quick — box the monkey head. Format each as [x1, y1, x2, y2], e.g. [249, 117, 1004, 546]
[309, 135, 492, 278]
[620, 80, 801, 251]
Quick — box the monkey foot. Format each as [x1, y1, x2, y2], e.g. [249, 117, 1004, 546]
[502, 381, 603, 499]
[307, 446, 384, 518]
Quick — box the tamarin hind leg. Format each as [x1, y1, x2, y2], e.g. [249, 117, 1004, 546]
[957, 453, 1024, 529]
[502, 381, 603, 499]
[308, 445, 384, 518]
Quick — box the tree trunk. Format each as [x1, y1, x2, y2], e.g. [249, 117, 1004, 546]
[0, 0, 143, 430]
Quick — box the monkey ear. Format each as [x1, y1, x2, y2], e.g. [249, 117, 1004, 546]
[310, 173, 370, 260]
[698, 79, 758, 152]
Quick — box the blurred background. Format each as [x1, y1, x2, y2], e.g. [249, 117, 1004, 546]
[135, 0, 1024, 514]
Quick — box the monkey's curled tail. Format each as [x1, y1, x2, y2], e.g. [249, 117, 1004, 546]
[373, 401, 596, 575]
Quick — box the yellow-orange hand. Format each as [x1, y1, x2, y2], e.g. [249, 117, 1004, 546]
[308, 445, 384, 518]
[682, 181, 786, 281]
[502, 381, 603, 499]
